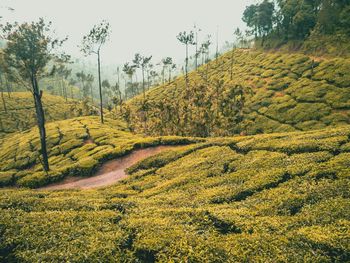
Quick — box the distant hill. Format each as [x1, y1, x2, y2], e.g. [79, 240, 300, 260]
[0, 92, 97, 137]
[127, 49, 350, 137]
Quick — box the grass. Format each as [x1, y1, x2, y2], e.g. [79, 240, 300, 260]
[0, 124, 349, 261]
[0, 116, 199, 188]
[0, 92, 96, 138]
[126, 49, 350, 136]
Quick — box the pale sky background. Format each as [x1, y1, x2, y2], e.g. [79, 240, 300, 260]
[1, 0, 256, 80]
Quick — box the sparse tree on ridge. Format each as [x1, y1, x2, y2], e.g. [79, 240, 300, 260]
[80, 20, 111, 124]
[113, 67, 123, 113]
[0, 51, 8, 112]
[63, 68, 72, 100]
[69, 78, 77, 99]
[149, 70, 158, 87]
[122, 62, 136, 97]
[176, 30, 195, 93]
[169, 63, 176, 83]
[193, 24, 201, 70]
[1, 18, 69, 172]
[134, 53, 152, 100]
[140, 55, 152, 99]
[53, 64, 71, 101]
[102, 79, 111, 105]
[86, 74, 94, 103]
[146, 63, 153, 89]
[161, 57, 172, 84]
[76, 71, 88, 98]
[200, 37, 211, 65]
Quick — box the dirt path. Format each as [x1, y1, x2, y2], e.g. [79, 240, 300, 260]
[40, 146, 179, 190]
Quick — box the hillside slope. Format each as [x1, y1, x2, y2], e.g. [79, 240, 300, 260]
[0, 92, 96, 137]
[0, 116, 197, 188]
[0, 125, 349, 261]
[127, 49, 350, 136]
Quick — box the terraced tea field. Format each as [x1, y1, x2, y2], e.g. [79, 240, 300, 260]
[0, 92, 96, 138]
[128, 49, 350, 136]
[0, 116, 198, 188]
[0, 124, 349, 261]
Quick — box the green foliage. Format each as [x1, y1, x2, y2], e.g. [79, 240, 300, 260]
[0, 116, 198, 188]
[244, 0, 350, 55]
[0, 92, 96, 137]
[127, 49, 350, 136]
[0, 125, 349, 261]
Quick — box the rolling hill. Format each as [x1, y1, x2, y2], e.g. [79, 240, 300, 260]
[0, 124, 349, 261]
[0, 92, 97, 138]
[1, 44, 349, 263]
[1, 1, 350, 261]
[0, 116, 197, 188]
[127, 49, 350, 136]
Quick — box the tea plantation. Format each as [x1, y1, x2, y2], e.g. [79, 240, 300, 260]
[0, 116, 197, 188]
[0, 124, 349, 261]
[0, 92, 96, 138]
[128, 49, 350, 136]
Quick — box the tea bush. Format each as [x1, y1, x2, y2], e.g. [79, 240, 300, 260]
[0, 125, 349, 261]
[0, 116, 198, 187]
[0, 92, 97, 137]
[127, 49, 350, 136]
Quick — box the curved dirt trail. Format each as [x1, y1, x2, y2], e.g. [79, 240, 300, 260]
[40, 146, 178, 190]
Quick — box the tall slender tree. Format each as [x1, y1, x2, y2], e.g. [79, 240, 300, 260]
[80, 20, 111, 124]
[161, 57, 172, 84]
[193, 24, 201, 70]
[169, 63, 176, 83]
[76, 71, 88, 98]
[176, 31, 195, 93]
[86, 74, 94, 103]
[133, 53, 152, 100]
[0, 51, 7, 112]
[122, 62, 136, 97]
[102, 79, 111, 105]
[1, 18, 69, 172]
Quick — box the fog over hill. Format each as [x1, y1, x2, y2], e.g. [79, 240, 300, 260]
[1, 0, 254, 66]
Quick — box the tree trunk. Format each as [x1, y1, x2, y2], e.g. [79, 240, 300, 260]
[168, 68, 171, 83]
[119, 90, 122, 114]
[5, 77, 11, 98]
[32, 76, 49, 172]
[142, 67, 145, 101]
[185, 44, 189, 91]
[0, 77, 7, 113]
[61, 79, 67, 101]
[1, 90, 6, 113]
[216, 27, 219, 64]
[141, 67, 148, 133]
[60, 79, 64, 98]
[97, 51, 104, 124]
[71, 85, 73, 99]
[195, 31, 198, 70]
[230, 45, 234, 80]
[146, 70, 150, 90]
[90, 84, 94, 104]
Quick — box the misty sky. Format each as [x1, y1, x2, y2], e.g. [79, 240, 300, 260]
[1, 0, 256, 67]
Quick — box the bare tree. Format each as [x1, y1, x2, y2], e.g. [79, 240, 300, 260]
[176, 31, 195, 93]
[133, 53, 152, 100]
[122, 63, 136, 98]
[193, 24, 201, 70]
[80, 20, 111, 124]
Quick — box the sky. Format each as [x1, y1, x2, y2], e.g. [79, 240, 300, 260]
[0, 0, 255, 68]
